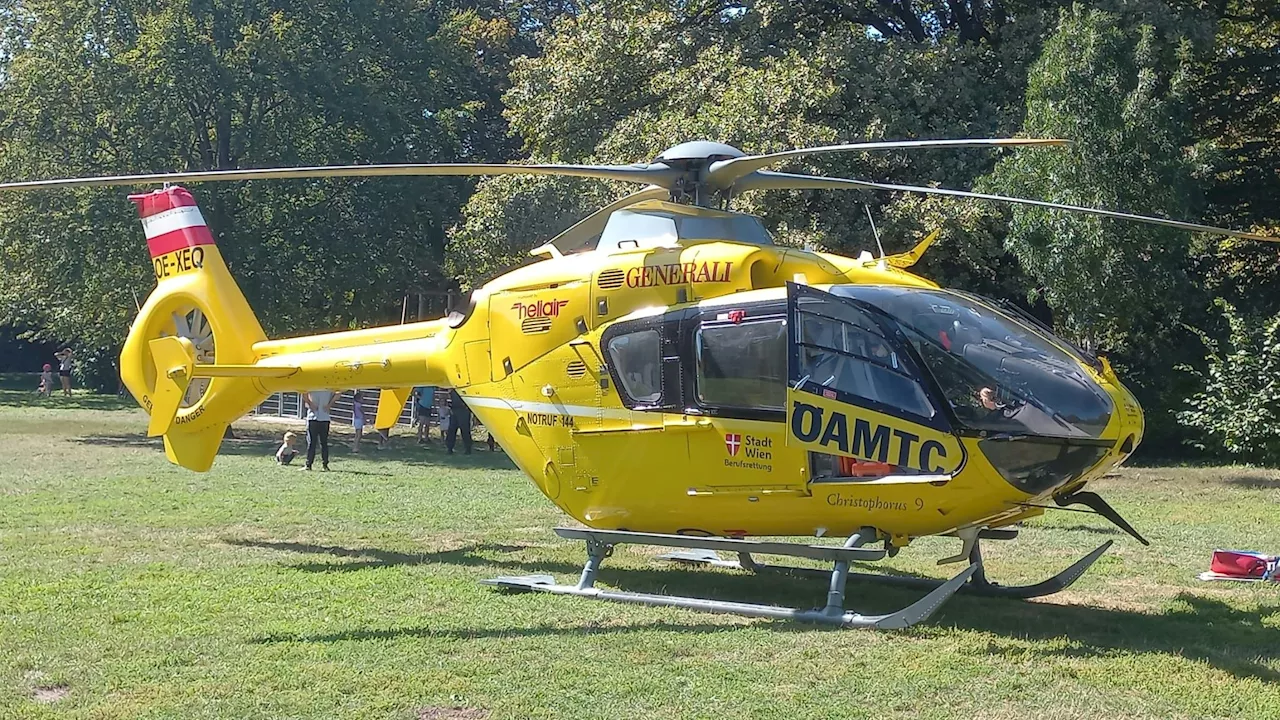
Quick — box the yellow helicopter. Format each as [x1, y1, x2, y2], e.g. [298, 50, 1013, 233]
[4, 138, 1275, 629]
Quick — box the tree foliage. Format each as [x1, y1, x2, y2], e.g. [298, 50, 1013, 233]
[983, 3, 1212, 349]
[456, 0, 1054, 292]
[0, 0, 545, 384]
[1177, 299, 1280, 464]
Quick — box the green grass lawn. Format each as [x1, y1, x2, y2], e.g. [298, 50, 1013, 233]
[2, 375, 1279, 719]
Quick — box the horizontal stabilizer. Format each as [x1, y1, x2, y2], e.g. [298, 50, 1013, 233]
[147, 337, 300, 437]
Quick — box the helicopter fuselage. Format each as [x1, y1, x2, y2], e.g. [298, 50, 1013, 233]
[233, 201, 1143, 546]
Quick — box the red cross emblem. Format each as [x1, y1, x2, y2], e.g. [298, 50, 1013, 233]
[725, 433, 742, 456]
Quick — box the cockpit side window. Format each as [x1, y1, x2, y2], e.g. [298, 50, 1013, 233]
[794, 296, 937, 421]
[606, 329, 663, 405]
[694, 317, 787, 412]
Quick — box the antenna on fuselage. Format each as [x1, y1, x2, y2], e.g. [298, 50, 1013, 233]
[864, 204, 887, 269]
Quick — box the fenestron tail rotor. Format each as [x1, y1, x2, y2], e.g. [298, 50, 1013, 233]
[165, 306, 216, 408]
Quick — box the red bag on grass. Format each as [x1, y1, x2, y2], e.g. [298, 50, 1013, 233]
[1207, 550, 1278, 581]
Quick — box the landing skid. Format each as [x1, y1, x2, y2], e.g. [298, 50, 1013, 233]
[481, 527, 978, 630]
[663, 536, 1113, 601]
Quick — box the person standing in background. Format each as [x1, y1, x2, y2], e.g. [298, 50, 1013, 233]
[302, 389, 338, 471]
[437, 397, 452, 450]
[351, 389, 368, 453]
[445, 389, 473, 455]
[54, 348, 74, 396]
[414, 386, 436, 444]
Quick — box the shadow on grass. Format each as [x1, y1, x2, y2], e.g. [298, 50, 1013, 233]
[236, 537, 1280, 682]
[0, 387, 136, 411]
[70, 429, 516, 471]
[1221, 474, 1280, 490]
[75, 434, 164, 449]
[398, 451, 516, 471]
[937, 593, 1280, 683]
[222, 539, 581, 575]
[1028, 523, 1124, 537]
[256, 619, 756, 644]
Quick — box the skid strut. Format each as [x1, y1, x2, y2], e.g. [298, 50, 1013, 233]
[481, 527, 978, 630]
[665, 529, 1113, 601]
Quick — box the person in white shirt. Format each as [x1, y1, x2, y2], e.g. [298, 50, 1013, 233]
[437, 399, 453, 447]
[302, 389, 338, 471]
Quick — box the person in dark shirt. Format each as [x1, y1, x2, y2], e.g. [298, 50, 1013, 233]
[445, 389, 473, 455]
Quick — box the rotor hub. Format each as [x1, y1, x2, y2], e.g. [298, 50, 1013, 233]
[654, 141, 745, 165]
[652, 141, 746, 207]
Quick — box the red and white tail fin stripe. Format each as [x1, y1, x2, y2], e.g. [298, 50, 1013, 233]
[128, 186, 215, 259]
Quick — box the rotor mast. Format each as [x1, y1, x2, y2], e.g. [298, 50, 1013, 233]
[650, 140, 746, 208]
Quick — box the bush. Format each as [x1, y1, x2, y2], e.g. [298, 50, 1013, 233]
[74, 346, 122, 395]
[1177, 299, 1280, 464]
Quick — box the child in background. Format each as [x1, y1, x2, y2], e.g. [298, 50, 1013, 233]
[275, 431, 299, 465]
[351, 390, 367, 453]
[438, 397, 453, 449]
[37, 363, 55, 398]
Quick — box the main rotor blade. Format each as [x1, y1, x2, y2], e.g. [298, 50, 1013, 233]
[707, 138, 1068, 190]
[0, 163, 681, 191]
[735, 170, 1278, 243]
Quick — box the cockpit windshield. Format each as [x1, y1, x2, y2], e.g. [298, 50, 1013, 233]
[830, 286, 1114, 439]
[596, 210, 774, 253]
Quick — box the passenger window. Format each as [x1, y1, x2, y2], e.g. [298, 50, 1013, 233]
[607, 329, 662, 404]
[695, 319, 786, 410]
[795, 298, 936, 420]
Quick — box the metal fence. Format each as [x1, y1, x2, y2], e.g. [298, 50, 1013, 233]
[249, 388, 444, 426]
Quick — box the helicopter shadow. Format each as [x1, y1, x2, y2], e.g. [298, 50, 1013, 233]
[223, 538, 585, 576]
[72, 431, 279, 457]
[254, 619, 756, 645]
[1014, 523, 1124, 537]
[1221, 474, 1280, 490]
[74, 433, 164, 450]
[69, 431, 492, 475]
[231, 537, 1280, 681]
[389, 448, 516, 471]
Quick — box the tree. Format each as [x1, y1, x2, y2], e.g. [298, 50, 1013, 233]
[0, 0, 536, 387]
[1189, 0, 1280, 321]
[981, 3, 1224, 446]
[1177, 299, 1280, 464]
[983, 3, 1214, 349]
[456, 0, 1055, 296]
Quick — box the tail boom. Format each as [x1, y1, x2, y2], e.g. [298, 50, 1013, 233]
[122, 185, 463, 471]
